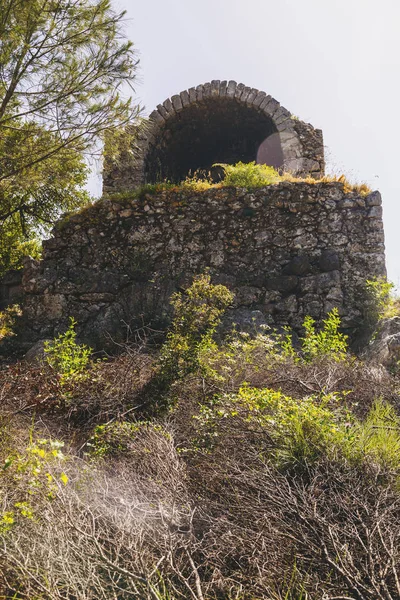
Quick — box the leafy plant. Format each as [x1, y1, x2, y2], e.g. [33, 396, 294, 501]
[224, 308, 348, 366]
[351, 399, 400, 469]
[44, 317, 93, 384]
[236, 386, 353, 468]
[1, 436, 67, 533]
[0, 304, 21, 340]
[300, 308, 348, 362]
[215, 161, 281, 187]
[158, 273, 233, 384]
[365, 277, 397, 322]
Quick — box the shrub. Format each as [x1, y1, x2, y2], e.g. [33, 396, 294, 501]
[0, 425, 189, 600]
[0, 304, 21, 340]
[158, 273, 233, 384]
[193, 382, 400, 477]
[365, 277, 398, 322]
[299, 307, 348, 362]
[194, 386, 353, 468]
[1, 436, 67, 534]
[215, 160, 281, 187]
[44, 317, 93, 384]
[238, 386, 353, 467]
[218, 308, 348, 367]
[217, 308, 348, 366]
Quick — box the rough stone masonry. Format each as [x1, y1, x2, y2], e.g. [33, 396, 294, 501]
[5, 81, 386, 350]
[20, 182, 385, 349]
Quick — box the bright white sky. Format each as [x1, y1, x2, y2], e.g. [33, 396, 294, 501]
[93, 0, 400, 285]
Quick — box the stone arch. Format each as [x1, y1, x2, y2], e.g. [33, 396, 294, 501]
[103, 81, 325, 192]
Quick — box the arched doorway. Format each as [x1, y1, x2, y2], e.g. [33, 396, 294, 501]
[145, 96, 284, 183]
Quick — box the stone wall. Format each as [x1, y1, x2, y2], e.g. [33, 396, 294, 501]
[19, 181, 385, 349]
[103, 80, 325, 194]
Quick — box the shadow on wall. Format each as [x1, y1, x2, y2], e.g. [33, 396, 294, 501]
[0, 270, 23, 310]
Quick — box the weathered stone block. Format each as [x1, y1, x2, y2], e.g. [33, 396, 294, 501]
[282, 255, 310, 276]
[266, 275, 298, 293]
[365, 190, 382, 207]
[171, 94, 183, 112]
[319, 250, 340, 272]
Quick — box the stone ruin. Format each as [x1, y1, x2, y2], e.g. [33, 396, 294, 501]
[0, 80, 386, 351]
[103, 80, 325, 191]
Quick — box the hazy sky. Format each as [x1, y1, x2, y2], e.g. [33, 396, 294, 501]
[96, 0, 400, 284]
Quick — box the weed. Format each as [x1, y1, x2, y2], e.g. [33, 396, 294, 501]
[44, 317, 93, 385]
[299, 308, 348, 362]
[215, 161, 281, 187]
[351, 398, 400, 469]
[1, 435, 67, 532]
[158, 273, 233, 385]
[365, 277, 398, 322]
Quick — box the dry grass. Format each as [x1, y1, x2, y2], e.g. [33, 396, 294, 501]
[2, 399, 400, 599]
[0, 348, 154, 428]
[281, 171, 372, 195]
[1, 328, 400, 598]
[102, 164, 373, 205]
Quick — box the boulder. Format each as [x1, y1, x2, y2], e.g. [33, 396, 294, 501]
[362, 317, 400, 368]
[24, 339, 52, 365]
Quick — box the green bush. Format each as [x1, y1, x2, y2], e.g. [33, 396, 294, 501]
[215, 161, 281, 187]
[158, 273, 233, 384]
[1, 436, 67, 534]
[299, 308, 348, 362]
[193, 386, 353, 466]
[44, 317, 93, 384]
[0, 304, 21, 340]
[223, 308, 348, 365]
[365, 277, 397, 323]
[236, 386, 353, 468]
[194, 383, 400, 476]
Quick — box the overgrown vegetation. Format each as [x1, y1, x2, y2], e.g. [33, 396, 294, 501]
[158, 273, 233, 386]
[215, 161, 282, 187]
[1, 275, 400, 599]
[44, 317, 93, 385]
[0, 305, 21, 341]
[299, 307, 348, 362]
[104, 161, 373, 203]
[365, 276, 399, 322]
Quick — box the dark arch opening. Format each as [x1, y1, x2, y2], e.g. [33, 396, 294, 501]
[145, 97, 284, 183]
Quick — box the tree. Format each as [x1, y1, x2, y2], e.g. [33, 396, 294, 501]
[0, 0, 139, 273]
